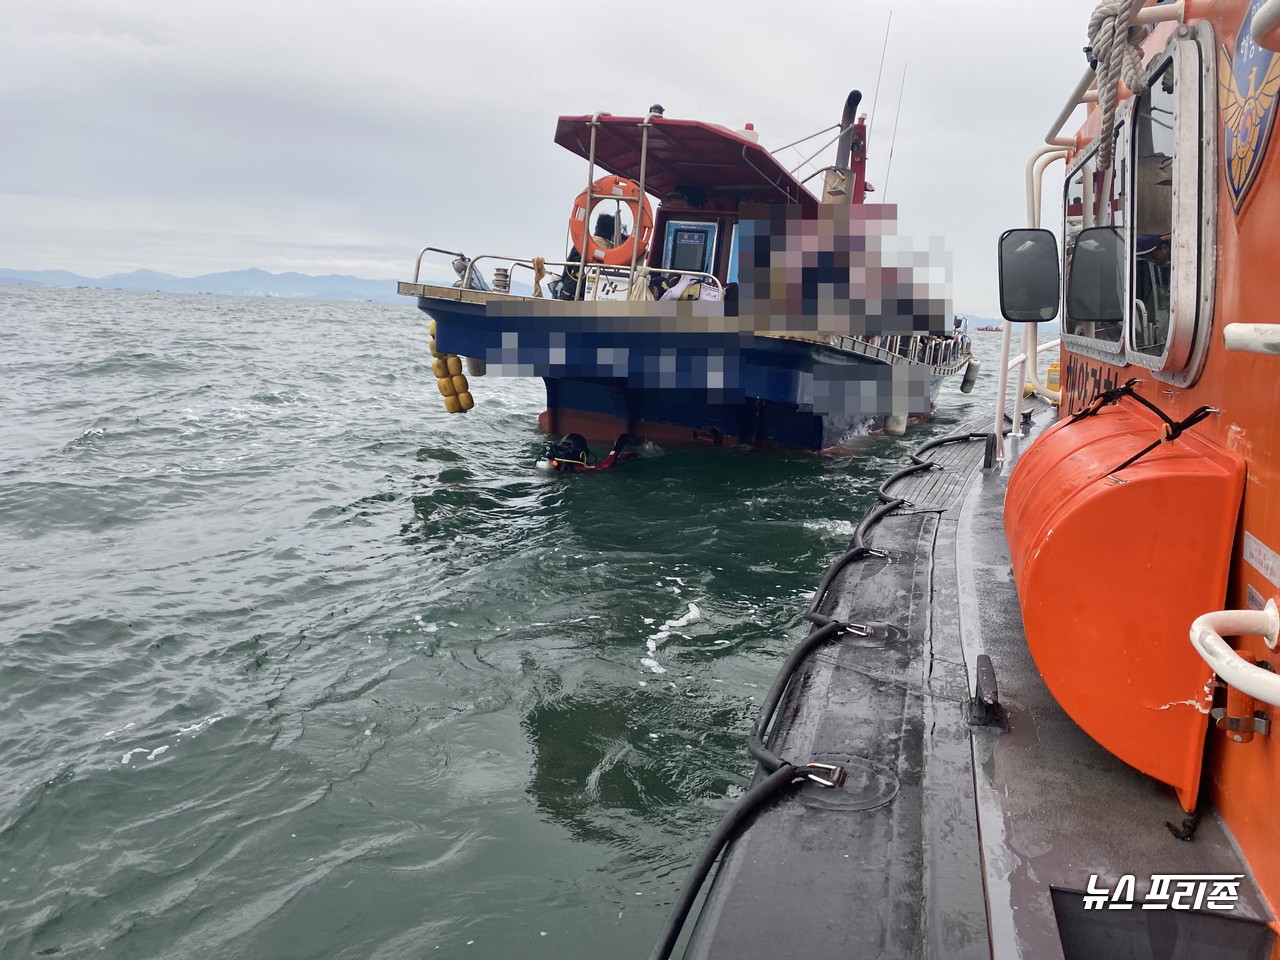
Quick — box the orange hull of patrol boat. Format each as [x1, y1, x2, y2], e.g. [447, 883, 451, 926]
[994, 0, 1280, 951]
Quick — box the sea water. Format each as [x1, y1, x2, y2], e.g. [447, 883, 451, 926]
[0, 285, 1014, 959]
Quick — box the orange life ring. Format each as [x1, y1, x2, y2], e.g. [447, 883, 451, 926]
[569, 176, 654, 266]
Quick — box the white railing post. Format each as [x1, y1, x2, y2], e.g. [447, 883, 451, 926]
[1190, 600, 1280, 707]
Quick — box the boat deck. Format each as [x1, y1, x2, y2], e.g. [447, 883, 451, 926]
[682, 401, 1274, 959]
[396, 281, 525, 303]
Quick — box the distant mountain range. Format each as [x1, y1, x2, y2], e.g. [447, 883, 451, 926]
[0, 267, 401, 303]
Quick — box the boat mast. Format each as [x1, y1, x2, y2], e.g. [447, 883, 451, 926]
[881, 62, 909, 201]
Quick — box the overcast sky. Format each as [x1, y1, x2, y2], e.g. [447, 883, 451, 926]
[3, 0, 1098, 316]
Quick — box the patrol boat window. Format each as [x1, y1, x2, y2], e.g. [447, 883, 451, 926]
[1053, 27, 1214, 381]
[1130, 58, 1175, 359]
[1062, 121, 1127, 353]
[1125, 37, 1204, 377]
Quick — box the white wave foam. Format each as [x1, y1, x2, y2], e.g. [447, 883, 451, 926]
[639, 602, 702, 673]
[176, 714, 223, 736]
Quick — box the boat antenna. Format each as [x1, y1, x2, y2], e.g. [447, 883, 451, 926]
[882, 62, 909, 201]
[865, 10, 893, 149]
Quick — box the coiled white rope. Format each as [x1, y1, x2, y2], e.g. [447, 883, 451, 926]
[1088, 0, 1150, 170]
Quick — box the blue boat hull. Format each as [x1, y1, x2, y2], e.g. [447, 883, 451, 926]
[420, 297, 946, 450]
[537, 376, 908, 449]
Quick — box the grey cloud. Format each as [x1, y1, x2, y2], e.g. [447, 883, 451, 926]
[2, 0, 1098, 311]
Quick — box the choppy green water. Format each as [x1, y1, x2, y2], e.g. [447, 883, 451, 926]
[0, 285, 1002, 959]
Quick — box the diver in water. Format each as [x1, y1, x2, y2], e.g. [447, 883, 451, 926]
[535, 433, 629, 473]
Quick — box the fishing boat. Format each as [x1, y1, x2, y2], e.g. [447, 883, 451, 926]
[398, 93, 973, 450]
[647, 1, 1280, 957]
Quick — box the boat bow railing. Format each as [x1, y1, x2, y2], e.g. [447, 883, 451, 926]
[409, 247, 586, 296]
[411, 246, 469, 284]
[408, 246, 724, 302]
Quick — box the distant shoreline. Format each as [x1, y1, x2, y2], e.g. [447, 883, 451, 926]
[4, 270, 1024, 323]
[0, 267, 402, 303]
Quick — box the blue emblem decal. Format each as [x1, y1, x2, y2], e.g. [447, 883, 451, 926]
[1220, 0, 1280, 211]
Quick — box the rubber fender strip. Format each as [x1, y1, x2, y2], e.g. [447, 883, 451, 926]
[648, 763, 803, 960]
[648, 428, 998, 960]
[747, 620, 848, 772]
[808, 541, 892, 616]
[808, 431, 998, 615]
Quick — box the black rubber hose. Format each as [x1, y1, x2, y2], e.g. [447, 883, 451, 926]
[853, 498, 902, 548]
[648, 763, 802, 960]
[648, 428, 996, 959]
[809, 431, 994, 616]
[807, 543, 882, 615]
[876, 460, 936, 499]
[746, 620, 845, 770]
[913, 431, 992, 460]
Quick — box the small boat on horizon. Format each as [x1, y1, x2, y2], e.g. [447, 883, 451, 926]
[398, 92, 975, 451]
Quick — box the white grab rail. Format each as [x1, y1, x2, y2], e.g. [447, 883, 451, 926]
[1189, 599, 1280, 707]
[1223, 323, 1280, 355]
[1253, 0, 1280, 50]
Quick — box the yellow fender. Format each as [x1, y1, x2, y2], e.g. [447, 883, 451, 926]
[428, 327, 473, 414]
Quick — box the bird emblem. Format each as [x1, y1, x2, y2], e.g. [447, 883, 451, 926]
[1220, 0, 1280, 211]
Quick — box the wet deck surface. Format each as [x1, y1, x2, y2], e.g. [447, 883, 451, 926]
[683, 404, 1274, 960]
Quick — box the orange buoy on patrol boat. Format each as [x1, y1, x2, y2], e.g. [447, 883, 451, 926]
[1004, 393, 1245, 812]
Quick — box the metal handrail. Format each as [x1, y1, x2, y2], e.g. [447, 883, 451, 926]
[993, 152, 1067, 457]
[578, 112, 603, 300]
[835, 333, 970, 370]
[632, 111, 660, 278]
[489, 255, 600, 294]
[411, 246, 467, 284]
[409, 248, 600, 296]
[1005, 337, 1062, 370]
[1190, 600, 1280, 707]
[989, 0, 1192, 460]
[1042, 2, 1185, 148]
[472, 255, 625, 299]
[412, 248, 726, 302]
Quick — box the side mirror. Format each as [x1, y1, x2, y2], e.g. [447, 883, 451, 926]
[1065, 225, 1124, 323]
[998, 228, 1061, 322]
